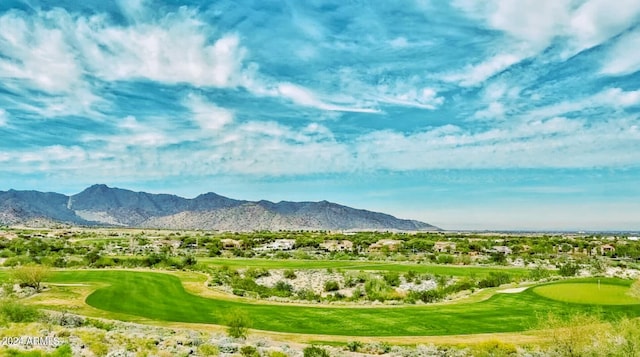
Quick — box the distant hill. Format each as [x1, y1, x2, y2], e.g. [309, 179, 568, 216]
[0, 184, 439, 231]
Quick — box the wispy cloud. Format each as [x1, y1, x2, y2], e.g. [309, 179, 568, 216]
[0, 109, 7, 126]
[600, 28, 640, 76]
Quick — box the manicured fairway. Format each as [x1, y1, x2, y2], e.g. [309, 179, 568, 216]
[7, 271, 637, 336]
[532, 279, 640, 305]
[200, 258, 532, 277]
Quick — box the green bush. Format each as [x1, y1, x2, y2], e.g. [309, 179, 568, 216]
[0, 299, 42, 325]
[245, 268, 270, 279]
[225, 310, 251, 339]
[324, 280, 340, 292]
[273, 280, 294, 297]
[4, 344, 73, 357]
[283, 269, 297, 279]
[85, 318, 114, 331]
[303, 346, 331, 357]
[436, 254, 454, 264]
[296, 288, 320, 301]
[268, 351, 289, 357]
[478, 272, 511, 288]
[528, 266, 550, 281]
[346, 340, 363, 352]
[558, 262, 580, 276]
[240, 345, 260, 357]
[364, 278, 392, 301]
[198, 343, 220, 356]
[383, 272, 400, 287]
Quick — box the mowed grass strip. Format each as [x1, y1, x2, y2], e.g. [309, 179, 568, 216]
[532, 278, 640, 305]
[20, 271, 640, 336]
[200, 258, 531, 277]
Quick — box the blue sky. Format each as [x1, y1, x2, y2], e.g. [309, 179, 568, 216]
[1, 0, 639, 230]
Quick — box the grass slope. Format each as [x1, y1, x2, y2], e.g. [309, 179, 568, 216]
[12, 271, 638, 336]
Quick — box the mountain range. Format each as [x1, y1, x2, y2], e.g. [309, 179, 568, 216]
[0, 184, 439, 231]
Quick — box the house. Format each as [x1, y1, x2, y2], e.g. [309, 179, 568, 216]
[599, 244, 616, 255]
[320, 240, 354, 252]
[368, 239, 403, 252]
[221, 239, 242, 249]
[433, 241, 456, 253]
[255, 239, 296, 251]
[491, 246, 512, 255]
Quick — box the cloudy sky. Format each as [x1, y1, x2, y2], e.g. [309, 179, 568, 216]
[1, 0, 639, 231]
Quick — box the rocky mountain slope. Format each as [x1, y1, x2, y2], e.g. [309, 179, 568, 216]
[0, 184, 439, 231]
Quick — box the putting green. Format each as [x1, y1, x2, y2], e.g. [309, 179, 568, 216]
[532, 281, 640, 305]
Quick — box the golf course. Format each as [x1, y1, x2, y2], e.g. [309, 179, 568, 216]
[5, 270, 640, 337]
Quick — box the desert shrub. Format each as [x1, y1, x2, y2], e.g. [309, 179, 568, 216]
[85, 318, 114, 331]
[268, 351, 289, 357]
[296, 288, 320, 301]
[240, 345, 260, 357]
[558, 262, 580, 276]
[3, 344, 73, 357]
[324, 280, 340, 292]
[407, 289, 443, 303]
[0, 299, 42, 325]
[343, 275, 358, 287]
[404, 270, 417, 282]
[528, 266, 550, 281]
[436, 254, 454, 264]
[198, 344, 220, 356]
[245, 268, 270, 279]
[364, 278, 392, 301]
[273, 280, 294, 297]
[225, 310, 252, 339]
[93, 256, 114, 268]
[3, 256, 34, 267]
[346, 340, 363, 352]
[472, 340, 518, 357]
[383, 272, 401, 287]
[478, 272, 511, 288]
[303, 346, 331, 357]
[283, 269, 297, 279]
[351, 286, 364, 300]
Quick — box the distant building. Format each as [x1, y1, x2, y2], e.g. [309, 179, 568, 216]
[433, 241, 456, 253]
[490, 246, 512, 255]
[320, 240, 354, 252]
[369, 239, 403, 252]
[596, 244, 616, 255]
[255, 239, 296, 251]
[221, 238, 242, 249]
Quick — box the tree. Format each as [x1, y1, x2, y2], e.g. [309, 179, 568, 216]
[225, 310, 251, 339]
[11, 264, 51, 292]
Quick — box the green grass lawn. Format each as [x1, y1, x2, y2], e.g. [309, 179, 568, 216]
[199, 258, 532, 277]
[3, 270, 639, 336]
[532, 278, 640, 305]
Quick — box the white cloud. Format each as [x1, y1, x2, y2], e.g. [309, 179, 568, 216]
[389, 37, 409, 48]
[443, 53, 522, 87]
[0, 109, 7, 126]
[566, 0, 640, 56]
[250, 82, 380, 113]
[74, 10, 246, 88]
[449, 0, 640, 85]
[185, 94, 234, 131]
[600, 28, 640, 76]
